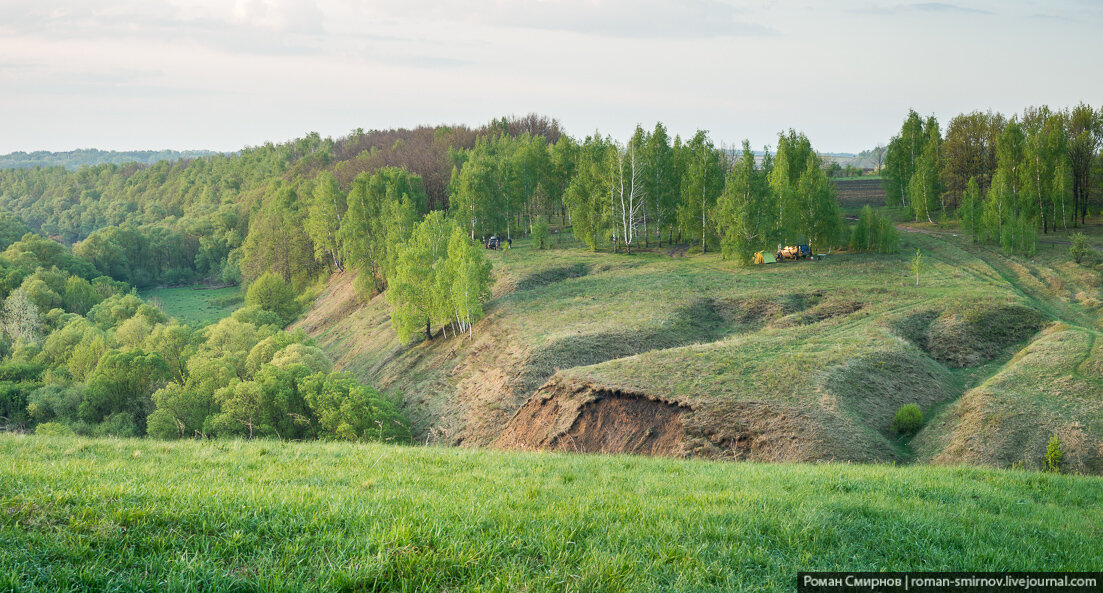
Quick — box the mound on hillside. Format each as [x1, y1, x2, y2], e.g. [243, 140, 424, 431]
[891, 303, 1046, 367]
[914, 325, 1103, 474]
[498, 333, 959, 464]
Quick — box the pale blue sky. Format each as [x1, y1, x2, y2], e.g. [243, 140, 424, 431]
[0, 0, 1099, 154]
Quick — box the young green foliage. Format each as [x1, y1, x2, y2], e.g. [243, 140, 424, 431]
[245, 272, 299, 326]
[531, 216, 550, 250]
[715, 141, 772, 264]
[386, 213, 493, 344]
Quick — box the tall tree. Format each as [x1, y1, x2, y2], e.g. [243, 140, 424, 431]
[959, 177, 984, 241]
[611, 130, 647, 254]
[339, 167, 427, 296]
[564, 134, 612, 251]
[305, 171, 346, 271]
[241, 182, 317, 287]
[678, 131, 724, 251]
[795, 153, 844, 252]
[884, 110, 926, 209]
[450, 147, 504, 240]
[908, 118, 943, 223]
[1020, 108, 1070, 233]
[643, 123, 677, 248]
[984, 120, 1028, 251]
[769, 130, 814, 243]
[387, 211, 452, 343]
[941, 111, 1004, 207]
[443, 225, 493, 337]
[1063, 103, 1102, 225]
[387, 213, 492, 344]
[715, 141, 773, 264]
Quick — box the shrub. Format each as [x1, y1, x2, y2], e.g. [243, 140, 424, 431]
[92, 411, 139, 438]
[302, 371, 411, 442]
[532, 216, 550, 250]
[232, 306, 285, 328]
[35, 421, 74, 436]
[245, 273, 299, 326]
[1043, 433, 1063, 473]
[891, 403, 924, 435]
[1069, 233, 1091, 264]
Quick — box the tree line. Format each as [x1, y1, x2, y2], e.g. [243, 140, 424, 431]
[563, 126, 856, 262]
[884, 104, 1103, 254]
[0, 113, 884, 299]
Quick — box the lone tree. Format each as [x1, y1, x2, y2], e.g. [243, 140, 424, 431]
[911, 248, 923, 286]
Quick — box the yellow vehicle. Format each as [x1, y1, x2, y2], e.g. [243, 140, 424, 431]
[776, 244, 811, 261]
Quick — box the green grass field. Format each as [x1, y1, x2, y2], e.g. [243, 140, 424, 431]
[141, 285, 243, 327]
[3, 434, 1102, 592]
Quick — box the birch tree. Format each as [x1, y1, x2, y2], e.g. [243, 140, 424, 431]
[339, 167, 427, 296]
[769, 130, 814, 243]
[305, 171, 346, 271]
[387, 213, 493, 344]
[715, 141, 773, 264]
[444, 225, 493, 337]
[884, 110, 926, 209]
[679, 131, 724, 252]
[644, 122, 677, 248]
[611, 136, 646, 254]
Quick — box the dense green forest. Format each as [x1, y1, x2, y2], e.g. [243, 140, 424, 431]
[0, 149, 221, 171]
[0, 107, 1099, 441]
[0, 222, 410, 441]
[883, 104, 1103, 254]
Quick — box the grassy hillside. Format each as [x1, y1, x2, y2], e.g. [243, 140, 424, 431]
[296, 213, 1103, 473]
[3, 434, 1102, 592]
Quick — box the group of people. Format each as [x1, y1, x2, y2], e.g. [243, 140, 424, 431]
[485, 235, 512, 250]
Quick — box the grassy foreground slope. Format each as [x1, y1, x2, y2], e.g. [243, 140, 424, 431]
[3, 435, 1103, 592]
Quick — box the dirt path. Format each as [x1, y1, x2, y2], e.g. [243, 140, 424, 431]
[668, 244, 690, 259]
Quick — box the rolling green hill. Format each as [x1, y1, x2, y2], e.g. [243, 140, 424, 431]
[3, 435, 1101, 592]
[296, 210, 1103, 474]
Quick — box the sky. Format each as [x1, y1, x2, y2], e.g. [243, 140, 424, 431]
[0, 0, 1100, 155]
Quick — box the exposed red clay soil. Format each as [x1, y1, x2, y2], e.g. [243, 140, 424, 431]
[495, 377, 690, 456]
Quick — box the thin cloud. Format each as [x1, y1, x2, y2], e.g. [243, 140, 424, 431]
[0, 0, 328, 56]
[361, 0, 776, 39]
[910, 2, 992, 15]
[489, 0, 776, 38]
[383, 54, 474, 70]
[852, 1, 993, 16]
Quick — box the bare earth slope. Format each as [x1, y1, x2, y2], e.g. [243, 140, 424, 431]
[296, 228, 1103, 473]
